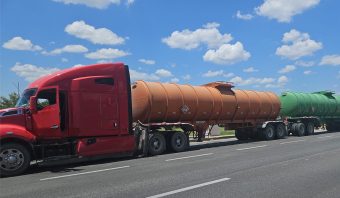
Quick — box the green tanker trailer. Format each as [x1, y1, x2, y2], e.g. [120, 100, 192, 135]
[279, 91, 340, 136]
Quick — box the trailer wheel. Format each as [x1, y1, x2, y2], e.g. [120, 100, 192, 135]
[148, 133, 166, 156]
[261, 124, 275, 140]
[296, 123, 305, 136]
[170, 132, 188, 152]
[291, 123, 298, 135]
[0, 143, 31, 177]
[305, 122, 314, 136]
[276, 124, 286, 139]
[235, 129, 249, 140]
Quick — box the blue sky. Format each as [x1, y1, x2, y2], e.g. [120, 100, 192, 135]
[1, 0, 340, 96]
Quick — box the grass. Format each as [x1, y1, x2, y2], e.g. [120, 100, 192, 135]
[219, 129, 235, 136]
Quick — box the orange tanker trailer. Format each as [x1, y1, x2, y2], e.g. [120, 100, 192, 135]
[132, 80, 286, 147]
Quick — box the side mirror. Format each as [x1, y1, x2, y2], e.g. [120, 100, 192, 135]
[29, 96, 37, 114]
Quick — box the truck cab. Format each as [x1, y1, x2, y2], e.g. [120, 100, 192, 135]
[0, 63, 135, 177]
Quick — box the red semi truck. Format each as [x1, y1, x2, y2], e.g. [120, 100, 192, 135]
[0, 63, 284, 176]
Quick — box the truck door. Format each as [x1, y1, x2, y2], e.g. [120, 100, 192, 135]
[70, 76, 120, 137]
[32, 87, 62, 138]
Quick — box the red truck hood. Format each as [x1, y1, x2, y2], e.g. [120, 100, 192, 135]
[0, 107, 19, 117]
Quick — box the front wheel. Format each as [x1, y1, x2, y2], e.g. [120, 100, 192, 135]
[0, 143, 31, 177]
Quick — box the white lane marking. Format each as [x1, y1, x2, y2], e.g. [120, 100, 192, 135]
[165, 153, 214, 162]
[236, 145, 267, 151]
[280, 140, 305, 144]
[40, 165, 130, 181]
[317, 135, 333, 139]
[146, 177, 231, 198]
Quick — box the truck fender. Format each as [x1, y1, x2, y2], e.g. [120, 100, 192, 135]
[0, 124, 36, 143]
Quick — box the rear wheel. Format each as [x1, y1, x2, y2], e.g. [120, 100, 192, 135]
[296, 123, 305, 136]
[235, 129, 249, 140]
[148, 133, 166, 156]
[305, 122, 314, 136]
[276, 124, 286, 139]
[0, 143, 31, 177]
[170, 132, 188, 152]
[291, 123, 298, 135]
[261, 124, 275, 140]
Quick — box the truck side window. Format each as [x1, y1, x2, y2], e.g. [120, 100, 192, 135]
[95, 78, 114, 86]
[37, 88, 56, 110]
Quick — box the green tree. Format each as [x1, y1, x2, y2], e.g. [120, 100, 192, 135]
[0, 92, 19, 109]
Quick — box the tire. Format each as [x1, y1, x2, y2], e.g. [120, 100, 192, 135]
[248, 129, 259, 140]
[261, 124, 275, 141]
[0, 143, 31, 177]
[276, 124, 286, 139]
[296, 123, 305, 136]
[170, 132, 188, 152]
[148, 133, 166, 156]
[235, 129, 249, 140]
[291, 123, 298, 135]
[305, 122, 314, 136]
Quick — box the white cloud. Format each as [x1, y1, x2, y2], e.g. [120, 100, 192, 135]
[85, 48, 130, 59]
[126, 0, 134, 6]
[53, 0, 122, 9]
[265, 75, 289, 88]
[11, 63, 60, 82]
[295, 60, 315, 67]
[255, 0, 320, 23]
[2, 37, 42, 51]
[320, 55, 340, 66]
[65, 21, 125, 45]
[203, 42, 251, 65]
[155, 69, 173, 77]
[130, 69, 160, 81]
[61, 58, 69, 62]
[304, 70, 312, 75]
[43, 44, 88, 55]
[73, 64, 84, 67]
[278, 65, 296, 74]
[203, 22, 220, 29]
[182, 74, 191, 80]
[138, 59, 156, 65]
[278, 75, 288, 85]
[162, 22, 232, 50]
[236, 10, 254, 20]
[202, 70, 224, 77]
[230, 76, 275, 86]
[202, 70, 234, 78]
[243, 67, 258, 73]
[276, 29, 322, 60]
[170, 78, 180, 83]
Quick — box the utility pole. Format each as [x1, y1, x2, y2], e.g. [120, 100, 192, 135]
[12, 82, 20, 96]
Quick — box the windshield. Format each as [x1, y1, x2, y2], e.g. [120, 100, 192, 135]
[15, 88, 37, 107]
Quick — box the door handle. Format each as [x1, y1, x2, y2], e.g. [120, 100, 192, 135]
[50, 124, 59, 129]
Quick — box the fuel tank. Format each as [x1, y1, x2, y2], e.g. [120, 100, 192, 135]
[131, 81, 280, 125]
[280, 91, 340, 118]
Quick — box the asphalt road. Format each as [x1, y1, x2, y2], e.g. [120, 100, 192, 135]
[1, 131, 340, 198]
